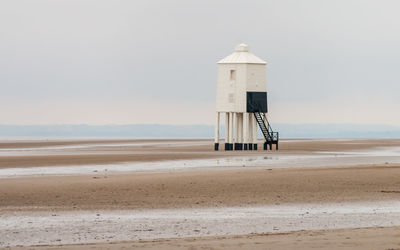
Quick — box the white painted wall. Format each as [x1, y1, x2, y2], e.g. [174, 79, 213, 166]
[216, 44, 267, 113]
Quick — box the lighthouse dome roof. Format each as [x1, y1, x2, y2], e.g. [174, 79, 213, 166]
[218, 43, 266, 64]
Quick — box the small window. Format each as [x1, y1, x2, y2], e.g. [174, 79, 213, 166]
[230, 70, 236, 81]
[228, 93, 235, 103]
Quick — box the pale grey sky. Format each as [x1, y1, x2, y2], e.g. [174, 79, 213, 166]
[1, 0, 400, 125]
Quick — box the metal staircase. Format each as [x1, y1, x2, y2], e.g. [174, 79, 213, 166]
[253, 112, 279, 150]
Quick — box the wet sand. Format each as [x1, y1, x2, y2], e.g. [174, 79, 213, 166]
[9, 226, 400, 250]
[3, 200, 400, 247]
[1, 138, 400, 168]
[1, 139, 400, 249]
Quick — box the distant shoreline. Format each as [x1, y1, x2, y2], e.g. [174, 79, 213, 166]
[1, 123, 400, 138]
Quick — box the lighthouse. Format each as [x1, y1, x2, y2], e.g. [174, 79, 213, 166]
[214, 43, 279, 151]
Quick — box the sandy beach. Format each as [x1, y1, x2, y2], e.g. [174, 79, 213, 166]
[1, 139, 400, 249]
[2, 164, 400, 211]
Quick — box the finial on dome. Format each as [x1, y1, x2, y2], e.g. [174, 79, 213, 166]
[235, 43, 250, 52]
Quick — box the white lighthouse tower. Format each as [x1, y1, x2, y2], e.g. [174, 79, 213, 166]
[214, 43, 278, 151]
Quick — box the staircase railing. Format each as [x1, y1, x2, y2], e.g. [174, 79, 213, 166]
[253, 112, 279, 142]
[261, 113, 279, 142]
[248, 102, 278, 144]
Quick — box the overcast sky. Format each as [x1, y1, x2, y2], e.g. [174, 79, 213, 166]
[1, 0, 400, 125]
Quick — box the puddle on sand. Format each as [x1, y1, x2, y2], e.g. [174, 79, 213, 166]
[0, 141, 209, 156]
[1, 149, 400, 178]
[1, 201, 400, 247]
[0, 154, 338, 178]
[317, 146, 400, 157]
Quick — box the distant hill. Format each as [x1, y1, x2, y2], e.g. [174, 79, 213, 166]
[0, 124, 400, 139]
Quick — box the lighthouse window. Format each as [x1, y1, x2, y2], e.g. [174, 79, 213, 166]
[230, 70, 236, 80]
[228, 93, 235, 103]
